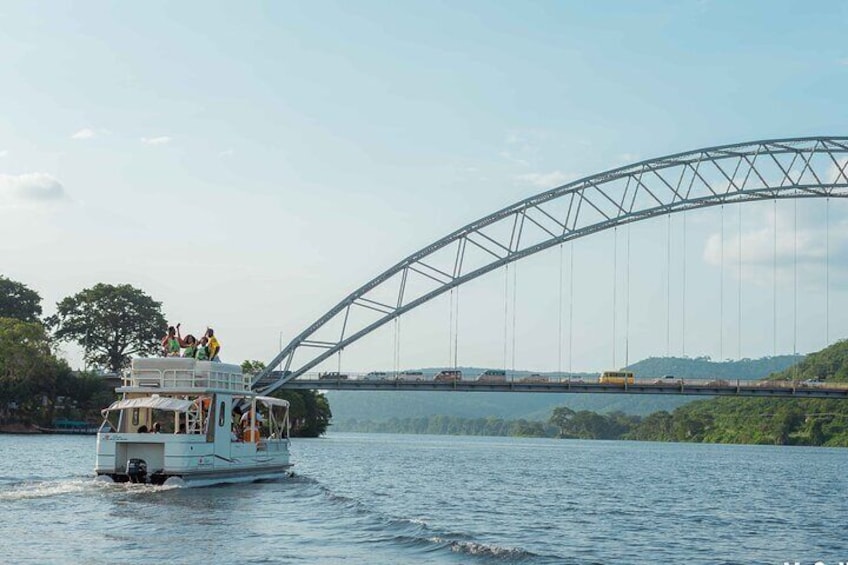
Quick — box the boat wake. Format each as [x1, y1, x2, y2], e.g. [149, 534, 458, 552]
[0, 477, 98, 501]
[0, 475, 187, 501]
[305, 478, 547, 563]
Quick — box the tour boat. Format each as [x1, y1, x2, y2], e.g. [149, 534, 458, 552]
[95, 357, 292, 487]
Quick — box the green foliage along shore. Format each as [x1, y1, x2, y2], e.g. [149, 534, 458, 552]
[241, 361, 331, 438]
[641, 339, 848, 447]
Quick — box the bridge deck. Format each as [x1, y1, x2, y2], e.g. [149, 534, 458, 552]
[278, 379, 848, 399]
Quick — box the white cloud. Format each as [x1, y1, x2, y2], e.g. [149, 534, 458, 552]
[498, 150, 530, 167]
[218, 148, 234, 158]
[71, 128, 96, 140]
[514, 170, 576, 189]
[141, 136, 171, 146]
[0, 150, 7, 158]
[702, 202, 848, 287]
[0, 173, 66, 201]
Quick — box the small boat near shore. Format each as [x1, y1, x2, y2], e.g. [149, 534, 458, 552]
[94, 357, 292, 487]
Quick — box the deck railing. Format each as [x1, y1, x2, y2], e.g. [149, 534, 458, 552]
[124, 359, 250, 391]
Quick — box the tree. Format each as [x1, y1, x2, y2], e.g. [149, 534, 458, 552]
[49, 283, 166, 373]
[241, 360, 266, 375]
[245, 359, 334, 438]
[0, 276, 42, 323]
[549, 406, 576, 438]
[0, 317, 67, 424]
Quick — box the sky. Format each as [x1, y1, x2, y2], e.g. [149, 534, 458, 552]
[3, 1, 848, 375]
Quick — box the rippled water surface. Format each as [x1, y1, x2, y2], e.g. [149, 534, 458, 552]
[1, 432, 846, 564]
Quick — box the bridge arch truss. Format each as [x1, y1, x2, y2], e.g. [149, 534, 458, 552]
[254, 136, 848, 393]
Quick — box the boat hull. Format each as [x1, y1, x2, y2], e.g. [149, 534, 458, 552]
[96, 464, 294, 487]
[95, 432, 292, 487]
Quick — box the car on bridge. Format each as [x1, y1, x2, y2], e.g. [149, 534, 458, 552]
[705, 379, 730, 386]
[476, 370, 506, 383]
[652, 375, 683, 385]
[800, 379, 826, 387]
[363, 371, 389, 381]
[396, 371, 425, 381]
[318, 372, 348, 380]
[519, 374, 549, 383]
[434, 370, 462, 383]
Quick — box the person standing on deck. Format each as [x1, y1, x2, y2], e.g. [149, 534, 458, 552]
[206, 328, 221, 361]
[195, 336, 210, 360]
[161, 326, 181, 357]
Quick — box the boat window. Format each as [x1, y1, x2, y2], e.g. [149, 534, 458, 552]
[218, 401, 225, 427]
[132, 408, 139, 426]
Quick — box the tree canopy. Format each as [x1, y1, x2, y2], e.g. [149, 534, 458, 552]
[0, 276, 42, 323]
[49, 283, 166, 373]
[241, 359, 332, 437]
[0, 317, 72, 420]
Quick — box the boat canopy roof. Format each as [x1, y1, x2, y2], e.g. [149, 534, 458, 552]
[255, 396, 289, 408]
[102, 396, 195, 415]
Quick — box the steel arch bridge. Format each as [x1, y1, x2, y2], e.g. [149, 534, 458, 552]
[253, 136, 848, 394]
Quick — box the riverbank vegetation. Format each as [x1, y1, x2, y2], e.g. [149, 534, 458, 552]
[1, 275, 332, 437]
[241, 360, 332, 437]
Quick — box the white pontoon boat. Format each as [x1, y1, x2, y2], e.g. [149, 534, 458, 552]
[95, 358, 292, 487]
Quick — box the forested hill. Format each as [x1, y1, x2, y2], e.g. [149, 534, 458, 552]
[625, 355, 800, 380]
[767, 339, 848, 382]
[327, 355, 801, 423]
[631, 341, 848, 446]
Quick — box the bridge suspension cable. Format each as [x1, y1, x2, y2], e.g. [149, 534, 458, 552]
[569, 242, 574, 377]
[794, 196, 798, 382]
[612, 226, 618, 369]
[720, 204, 725, 362]
[254, 136, 848, 394]
[512, 263, 518, 375]
[682, 211, 687, 357]
[773, 198, 778, 358]
[557, 243, 564, 377]
[625, 223, 631, 368]
[738, 203, 742, 360]
[826, 196, 831, 346]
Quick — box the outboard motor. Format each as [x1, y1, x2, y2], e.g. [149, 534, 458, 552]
[126, 458, 148, 484]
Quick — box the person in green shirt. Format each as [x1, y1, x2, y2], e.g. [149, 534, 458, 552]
[195, 336, 210, 360]
[161, 326, 181, 357]
[182, 334, 198, 358]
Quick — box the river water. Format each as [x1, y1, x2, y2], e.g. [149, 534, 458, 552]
[0, 432, 845, 564]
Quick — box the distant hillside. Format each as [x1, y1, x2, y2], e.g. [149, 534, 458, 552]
[327, 355, 801, 423]
[625, 355, 800, 380]
[767, 339, 848, 382]
[632, 341, 848, 446]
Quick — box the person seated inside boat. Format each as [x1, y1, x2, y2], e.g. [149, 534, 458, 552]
[231, 407, 243, 441]
[152, 422, 161, 433]
[137, 425, 149, 433]
[195, 337, 210, 360]
[161, 326, 181, 357]
[206, 328, 221, 362]
[240, 409, 263, 442]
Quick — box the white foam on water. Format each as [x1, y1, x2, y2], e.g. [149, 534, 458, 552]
[0, 478, 97, 501]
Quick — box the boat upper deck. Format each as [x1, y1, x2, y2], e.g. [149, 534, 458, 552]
[120, 358, 250, 393]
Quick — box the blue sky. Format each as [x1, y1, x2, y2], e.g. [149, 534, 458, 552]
[2, 1, 848, 373]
